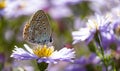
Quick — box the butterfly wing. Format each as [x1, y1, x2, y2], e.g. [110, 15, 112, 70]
[23, 10, 52, 45]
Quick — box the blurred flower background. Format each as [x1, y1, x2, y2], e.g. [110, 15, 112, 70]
[1, 0, 120, 71]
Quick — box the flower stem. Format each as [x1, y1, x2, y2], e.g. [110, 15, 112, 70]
[95, 32, 108, 71]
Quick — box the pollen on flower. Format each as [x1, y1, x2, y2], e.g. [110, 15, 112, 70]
[33, 45, 54, 57]
[0, 0, 6, 9]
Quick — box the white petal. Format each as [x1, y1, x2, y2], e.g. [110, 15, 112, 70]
[50, 48, 75, 59]
[72, 28, 91, 43]
[24, 44, 34, 54]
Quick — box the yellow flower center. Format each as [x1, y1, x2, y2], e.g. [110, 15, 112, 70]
[33, 45, 54, 57]
[0, 0, 6, 9]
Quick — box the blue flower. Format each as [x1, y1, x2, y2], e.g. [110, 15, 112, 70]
[109, 19, 120, 48]
[4, 0, 47, 18]
[72, 14, 114, 49]
[64, 53, 100, 71]
[3, 0, 82, 19]
[65, 64, 87, 71]
[11, 44, 75, 64]
[0, 53, 5, 64]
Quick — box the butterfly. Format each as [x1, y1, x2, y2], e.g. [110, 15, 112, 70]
[23, 10, 52, 45]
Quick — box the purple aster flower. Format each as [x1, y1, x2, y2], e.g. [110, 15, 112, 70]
[109, 19, 120, 48]
[46, 0, 82, 19]
[64, 53, 100, 71]
[3, 0, 82, 19]
[0, 53, 5, 63]
[11, 44, 75, 64]
[4, 0, 48, 18]
[75, 53, 100, 65]
[108, 5, 120, 19]
[74, 56, 88, 65]
[12, 60, 34, 71]
[0, 53, 5, 71]
[88, 53, 101, 64]
[64, 64, 87, 71]
[48, 6, 72, 19]
[72, 14, 114, 49]
[51, 0, 82, 6]
[89, 0, 120, 14]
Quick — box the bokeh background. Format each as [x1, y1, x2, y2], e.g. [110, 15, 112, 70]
[0, 0, 120, 71]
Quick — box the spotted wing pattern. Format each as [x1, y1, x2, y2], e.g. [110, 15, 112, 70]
[23, 10, 52, 45]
